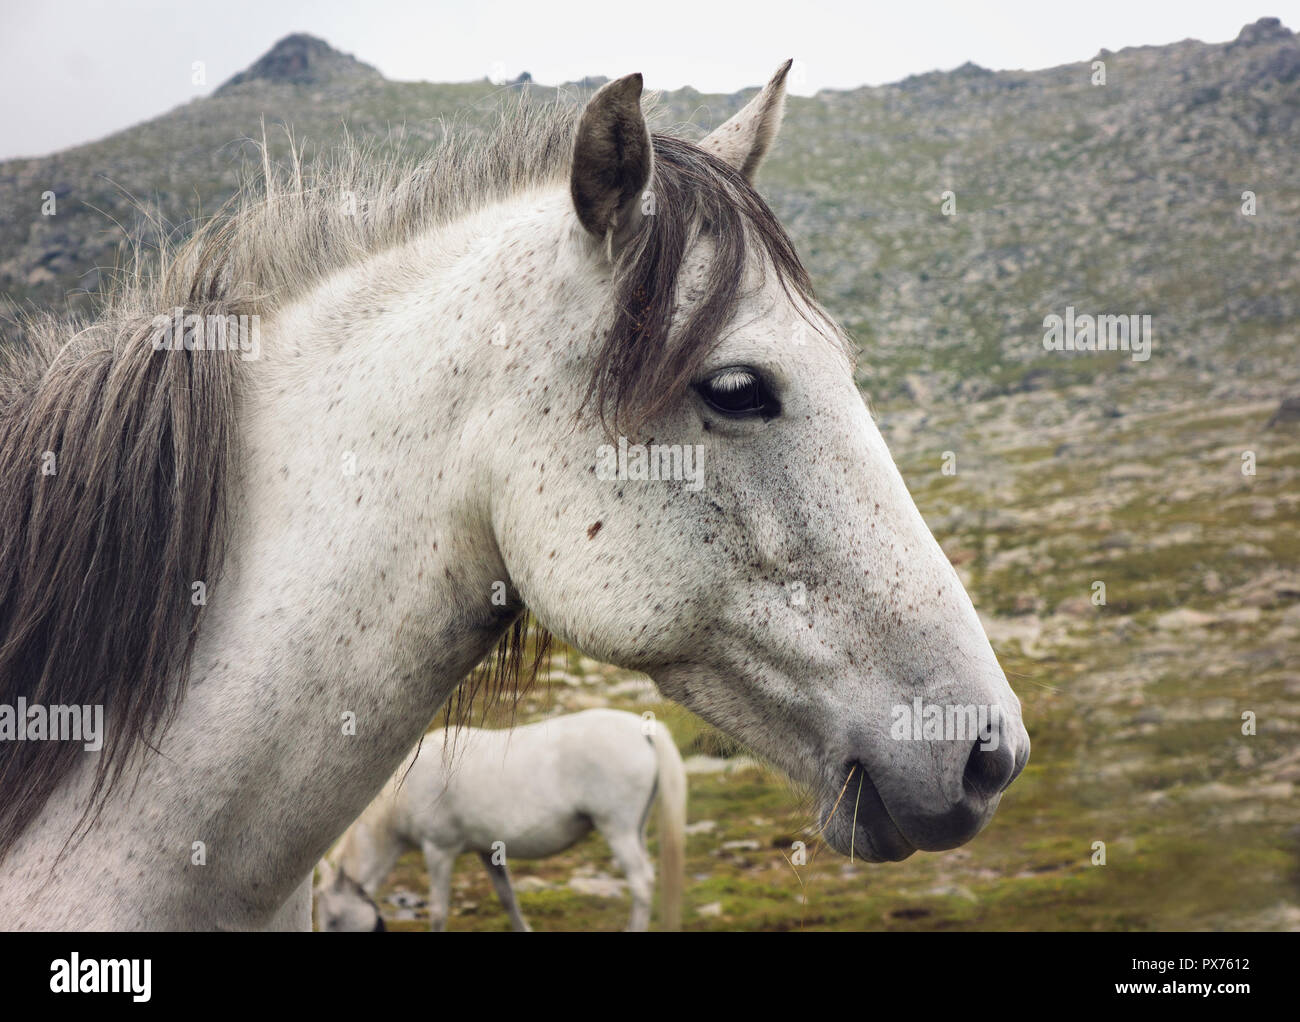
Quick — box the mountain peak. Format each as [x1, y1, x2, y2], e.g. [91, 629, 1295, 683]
[216, 33, 383, 94]
[1234, 17, 1292, 47]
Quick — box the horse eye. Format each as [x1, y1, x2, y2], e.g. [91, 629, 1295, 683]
[696, 367, 779, 419]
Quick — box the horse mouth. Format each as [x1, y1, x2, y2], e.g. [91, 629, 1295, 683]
[818, 761, 916, 862]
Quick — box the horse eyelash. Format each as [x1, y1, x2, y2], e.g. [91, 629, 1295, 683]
[709, 368, 756, 391]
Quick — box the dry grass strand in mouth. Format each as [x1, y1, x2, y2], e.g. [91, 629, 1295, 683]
[818, 762, 858, 839]
[850, 767, 865, 863]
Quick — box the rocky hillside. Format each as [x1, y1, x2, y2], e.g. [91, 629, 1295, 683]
[2, 20, 1296, 407]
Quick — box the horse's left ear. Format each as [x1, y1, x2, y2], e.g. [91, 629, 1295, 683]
[700, 59, 793, 180]
[570, 73, 654, 244]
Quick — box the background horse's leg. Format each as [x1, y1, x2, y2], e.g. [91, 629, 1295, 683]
[477, 850, 532, 932]
[422, 844, 455, 932]
[604, 828, 654, 932]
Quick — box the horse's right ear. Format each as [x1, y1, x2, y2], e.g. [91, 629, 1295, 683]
[570, 73, 653, 248]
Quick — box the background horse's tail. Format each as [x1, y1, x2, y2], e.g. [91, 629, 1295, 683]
[650, 719, 687, 931]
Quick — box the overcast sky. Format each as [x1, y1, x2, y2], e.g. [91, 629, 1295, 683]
[2, 1, 1294, 159]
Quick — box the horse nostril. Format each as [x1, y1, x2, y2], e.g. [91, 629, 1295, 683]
[962, 737, 1017, 800]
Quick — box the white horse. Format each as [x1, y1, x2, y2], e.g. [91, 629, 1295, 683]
[0, 60, 1028, 930]
[314, 709, 686, 932]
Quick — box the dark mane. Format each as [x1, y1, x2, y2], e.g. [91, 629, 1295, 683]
[0, 309, 243, 862]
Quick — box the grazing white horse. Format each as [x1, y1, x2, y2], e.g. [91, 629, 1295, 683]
[1, 60, 1028, 930]
[314, 709, 686, 931]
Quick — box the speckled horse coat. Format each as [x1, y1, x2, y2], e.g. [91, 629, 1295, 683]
[0, 63, 1027, 930]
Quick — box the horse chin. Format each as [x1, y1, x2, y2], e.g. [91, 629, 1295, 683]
[819, 763, 916, 863]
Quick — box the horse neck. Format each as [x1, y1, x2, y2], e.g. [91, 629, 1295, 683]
[144, 189, 584, 921]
